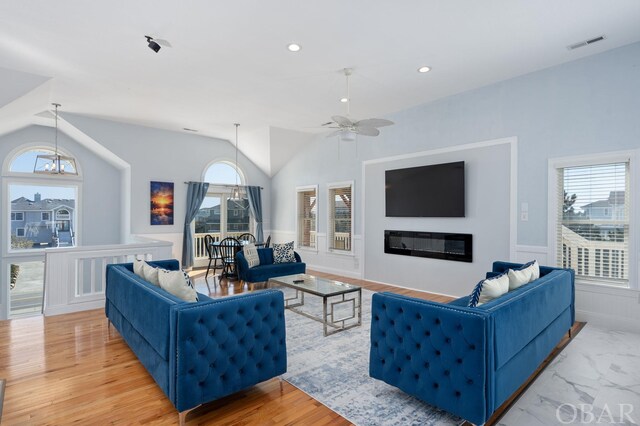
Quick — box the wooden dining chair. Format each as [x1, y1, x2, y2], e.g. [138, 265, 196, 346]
[218, 237, 241, 280]
[264, 235, 271, 248]
[238, 233, 257, 244]
[203, 234, 222, 292]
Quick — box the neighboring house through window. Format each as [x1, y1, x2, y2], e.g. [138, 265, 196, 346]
[552, 158, 631, 287]
[11, 212, 24, 221]
[297, 186, 318, 250]
[328, 182, 354, 252]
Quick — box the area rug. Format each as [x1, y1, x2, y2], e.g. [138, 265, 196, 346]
[280, 288, 463, 426]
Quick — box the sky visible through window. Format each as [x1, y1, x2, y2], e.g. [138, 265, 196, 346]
[201, 163, 243, 209]
[10, 184, 76, 201]
[564, 163, 626, 213]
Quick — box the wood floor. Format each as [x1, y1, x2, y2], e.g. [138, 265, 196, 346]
[0, 270, 578, 425]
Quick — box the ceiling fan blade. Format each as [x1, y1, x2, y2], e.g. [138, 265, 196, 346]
[354, 118, 394, 128]
[355, 126, 380, 137]
[155, 38, 173, 48]
[331, 115, 353, 127]
[321, 121, 335, 127]
[325, 130, 343, 138]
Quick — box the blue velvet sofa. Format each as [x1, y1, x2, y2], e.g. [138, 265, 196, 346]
[236, 247, 306, 284]
[105, 259, 287, 424]
[369, 261, 575, 425]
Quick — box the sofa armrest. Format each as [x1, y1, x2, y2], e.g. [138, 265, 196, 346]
[294, 251, 302, 262]
[235, 251, 250, 281]
[169, 289, 287, 412]
[370, 292, 492, 425]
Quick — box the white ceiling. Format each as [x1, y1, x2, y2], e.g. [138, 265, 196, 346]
[0, 1, 639, 173]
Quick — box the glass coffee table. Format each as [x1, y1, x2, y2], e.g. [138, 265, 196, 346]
[268, 273, 362, 336]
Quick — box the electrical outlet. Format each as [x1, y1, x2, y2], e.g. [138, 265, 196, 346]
[521, 211, 529, 221]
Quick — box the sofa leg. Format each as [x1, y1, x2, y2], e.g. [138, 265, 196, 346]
[279, 376, 284, 393]
[568, 328, 572, 339]
[178, 405, 201, 426]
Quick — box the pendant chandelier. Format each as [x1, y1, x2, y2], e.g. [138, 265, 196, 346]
[230, 123, 242, 201]
[34, 103, 78, 175]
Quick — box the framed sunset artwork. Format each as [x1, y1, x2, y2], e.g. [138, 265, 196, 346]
[150, 181, 174, 225]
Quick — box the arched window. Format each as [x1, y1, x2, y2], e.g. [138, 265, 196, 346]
[10, 147, 78, 175]
[203, 161, 244, 185]
[193, 161, 251, 259]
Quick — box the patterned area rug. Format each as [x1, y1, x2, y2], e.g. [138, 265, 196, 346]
[280, 288, 463, 426]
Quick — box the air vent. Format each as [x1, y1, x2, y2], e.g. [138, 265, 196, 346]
[568, 35, 606, 50]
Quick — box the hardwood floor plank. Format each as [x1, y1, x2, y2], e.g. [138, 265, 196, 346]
[0, 269, 578, 425]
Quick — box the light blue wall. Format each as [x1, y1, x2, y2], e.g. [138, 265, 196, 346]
[62, 114, 272, 238]
[272, 43, 640, 246]
[272, 42, 640, 249]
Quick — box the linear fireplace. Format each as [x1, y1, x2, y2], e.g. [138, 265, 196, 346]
[384, 230, 473, 263]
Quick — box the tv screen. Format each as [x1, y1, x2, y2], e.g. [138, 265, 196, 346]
[385, 161, 465, 217]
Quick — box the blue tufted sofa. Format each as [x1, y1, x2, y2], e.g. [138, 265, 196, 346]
[105, 259, 287, 424]
[236, 247, 306, 284]
[369, 261, 574, 425]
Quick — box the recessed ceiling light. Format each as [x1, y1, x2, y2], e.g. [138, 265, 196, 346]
[417, 66, 431, 73]
[287, 43, 301, 52]
[340, 97, 349, 103]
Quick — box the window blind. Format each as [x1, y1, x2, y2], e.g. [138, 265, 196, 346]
[297, 189, 317, 248]
[557, 161, 629, 286]
[328, 185, 352, 251]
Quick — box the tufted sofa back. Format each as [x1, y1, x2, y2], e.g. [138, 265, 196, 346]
[370, 292, 492, 425]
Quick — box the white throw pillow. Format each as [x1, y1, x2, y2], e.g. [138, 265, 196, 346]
[133, 257, 145, 279]
[243, 243, 260, 268]
[158, 269, 198, 302]
[142, 261, 161, 286]
[468, 273, 509, 307]
[508, 260, 540, 290]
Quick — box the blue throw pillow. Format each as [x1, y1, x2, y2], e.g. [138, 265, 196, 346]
[273, 241, 295, 264]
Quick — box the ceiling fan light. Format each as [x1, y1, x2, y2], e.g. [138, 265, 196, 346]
[418, 66, 431, 73]
[340, 97, 349, 103]
[340, 130, 357, 142]
[287, 43, 301, 52]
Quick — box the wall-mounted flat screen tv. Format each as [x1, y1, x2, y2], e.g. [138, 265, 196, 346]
[385, 161, 465, 217]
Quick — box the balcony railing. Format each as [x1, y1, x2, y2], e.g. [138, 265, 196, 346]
[560, 226, 628, 285]
[194, 232, 246, 259]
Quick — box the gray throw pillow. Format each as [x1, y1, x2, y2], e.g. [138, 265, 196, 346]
[243, 243, 260, 268]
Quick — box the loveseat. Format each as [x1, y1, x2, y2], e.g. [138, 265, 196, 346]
[105, 259, 287, 424]
[236, 247, 306, 284]
[369, 261, 575, 425]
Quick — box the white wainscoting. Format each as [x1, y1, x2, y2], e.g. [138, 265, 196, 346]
[515, 245, 640, 333]
[270, 230, 363, 279]
[43, 237, 173, 316]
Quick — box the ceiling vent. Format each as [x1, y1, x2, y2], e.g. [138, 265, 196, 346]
[567, 35, 606, 50]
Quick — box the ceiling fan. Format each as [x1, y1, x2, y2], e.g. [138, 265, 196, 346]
[323, 68, 394, 141]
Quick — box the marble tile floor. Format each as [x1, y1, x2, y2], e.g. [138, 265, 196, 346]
[499, 324, 640, 425]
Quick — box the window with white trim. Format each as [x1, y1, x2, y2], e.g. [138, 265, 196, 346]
[16, 228, 25, 237]
[41, 212, 51, 221]
[296, 186, 317, 249]
[11, 212, 23, 221]
[556, 161, 629, 286]
[328, 183, 353, 252]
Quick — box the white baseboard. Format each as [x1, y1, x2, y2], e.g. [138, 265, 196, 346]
[44, 299, 104, 317]
[576, 309, 640, 333]
[307, 264, 362, 279]
[361, 277, 460, 300]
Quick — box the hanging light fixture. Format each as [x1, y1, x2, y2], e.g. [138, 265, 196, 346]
[34, 103, 78, 175]
[230, 123, 242, 201]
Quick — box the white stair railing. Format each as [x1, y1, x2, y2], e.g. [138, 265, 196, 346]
[43, 237, 173, 316]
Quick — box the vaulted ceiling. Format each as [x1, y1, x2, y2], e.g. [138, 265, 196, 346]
[1, 1, 639, 174]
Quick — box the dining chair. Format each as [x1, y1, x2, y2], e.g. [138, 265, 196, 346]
[203, 234, 222, 292]
[238, 233, 257, 244]
[264, 235, 271, 248]
[218, 237, 241, 280]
